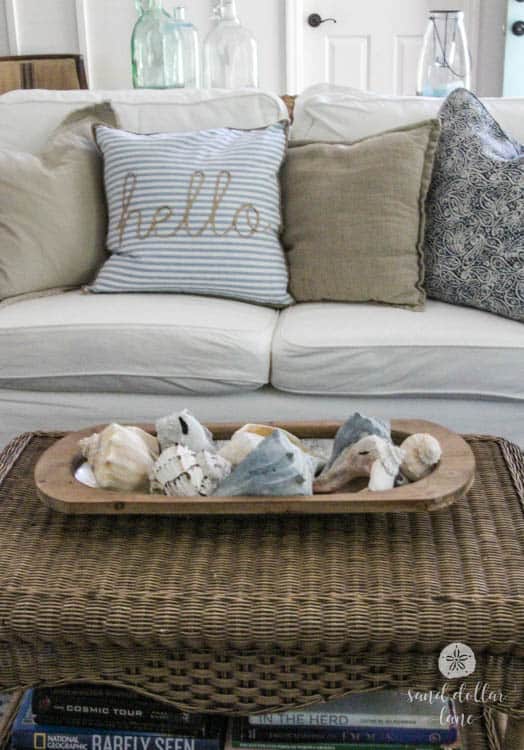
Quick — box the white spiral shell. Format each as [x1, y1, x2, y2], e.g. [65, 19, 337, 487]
[150, 445, 231, 497]
[400, 433, 442, 481]
[156, 409, 215, 454]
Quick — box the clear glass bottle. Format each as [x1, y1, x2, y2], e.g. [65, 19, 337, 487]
[203, 0, 258, 89]
[134, 0, 151, 15]
[131, 0, 184, 89]
[417, 10, 471, 97]
[172, 6, 201, 88]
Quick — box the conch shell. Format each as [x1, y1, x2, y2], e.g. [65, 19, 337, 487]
[215, 430, 313, 497]
[156, 409, 215, 453]
[218, 431, 264, 466]
[327, 413, 391, 469]
[400, 433, 442, 481]
[150, 445, 231, 497]
[79, 423, 159, 492]
[314, 435, 404, 494]
[236, 424, 307, 448]
[198, 450, 232, 487]
[219, 423, 326, 474]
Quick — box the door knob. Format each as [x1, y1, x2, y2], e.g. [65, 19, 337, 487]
[512, 20, 524, 36]
[308, 13, 337, 28]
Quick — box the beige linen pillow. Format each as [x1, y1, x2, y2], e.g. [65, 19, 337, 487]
[282, 120, 440, 308]
[0, 102, 117, 301]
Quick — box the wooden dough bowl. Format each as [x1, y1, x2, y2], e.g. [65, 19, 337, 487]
[34, 419, 476, 515]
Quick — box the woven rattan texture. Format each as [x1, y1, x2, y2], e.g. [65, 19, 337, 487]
[459, 703, 501, 750]
[0, 433, 523, 718]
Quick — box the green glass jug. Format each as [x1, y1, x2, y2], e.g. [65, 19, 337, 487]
[131, 0, 184, 89]
[134, 0, 150, 14]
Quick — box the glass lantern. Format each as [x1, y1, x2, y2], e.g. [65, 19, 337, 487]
[417, 10, 471, 97]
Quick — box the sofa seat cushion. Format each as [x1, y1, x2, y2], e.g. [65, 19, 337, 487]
[0, 291, 278, 394]
[271, 301, 524, 400]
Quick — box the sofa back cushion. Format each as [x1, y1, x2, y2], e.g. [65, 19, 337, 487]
[0, 102, 116, 303]
[0, 89, 289, 154]
[291, 83, 524, 144]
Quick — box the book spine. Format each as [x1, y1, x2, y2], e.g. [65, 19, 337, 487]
[247, 710, 452, 730]
[31, 687, 167, 704]
[231, 724, 457, 746]
[32, 714, 218, 736]
[32, 691, 205, 730]
[11, 728, 222, 750]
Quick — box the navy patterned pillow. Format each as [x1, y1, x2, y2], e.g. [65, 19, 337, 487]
[424, 88, 524, 322]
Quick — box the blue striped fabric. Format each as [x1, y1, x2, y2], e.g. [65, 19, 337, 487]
[89, 122, 293, 306]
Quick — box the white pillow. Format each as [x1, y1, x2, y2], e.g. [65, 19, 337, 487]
[0, 88, 289, 153]
[291, 83, 524, 144]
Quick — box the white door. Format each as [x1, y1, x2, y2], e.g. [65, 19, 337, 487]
[286, 0, 480, 95]
[504, 0, 524, 95]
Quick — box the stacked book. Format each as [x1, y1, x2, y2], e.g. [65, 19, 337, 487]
[228, 692, 460, 750]
[7, 689, 461, 750]
[10, 686, 226, 750]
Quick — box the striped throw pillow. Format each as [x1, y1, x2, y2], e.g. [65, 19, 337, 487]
[89, 122, 293, 307]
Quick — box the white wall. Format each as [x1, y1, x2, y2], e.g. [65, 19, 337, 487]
[0, 0, 9, 55]
[0, 0, 286, 91]
[0, 0, 505, 95]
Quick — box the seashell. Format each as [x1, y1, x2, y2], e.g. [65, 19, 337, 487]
[307, 452, 328, 477]
[314, 435, 404, 494]
[218, 431, 265, 466]
[214, 430, 314, 497]
[74, 461, 98, 489]
[156, 409, 215, 453]
[237, 424, 307, 449]
[400, 433, 442, 482]
[327, 413, 391, 468]
[197, 449, 232, 487]
[79, 423, 159, 492]
[150, 446, 231, 497]
[150, 445, 210, 497]
[238, 424, 321, 458]
[220, 424, 326, 474]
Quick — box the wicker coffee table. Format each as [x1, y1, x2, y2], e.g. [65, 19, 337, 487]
[0, 431, 523, 750]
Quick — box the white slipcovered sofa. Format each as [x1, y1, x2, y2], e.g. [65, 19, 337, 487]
[1, 86, 523, 448]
